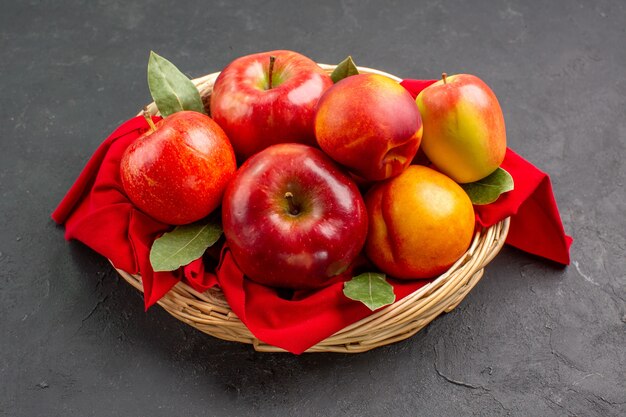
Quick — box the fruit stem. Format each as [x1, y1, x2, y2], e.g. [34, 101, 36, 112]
[143, 106, 157, 132]
[284, 191, 299, 215]
[268, 55, 276, 90]
[442, 72, 448, 84]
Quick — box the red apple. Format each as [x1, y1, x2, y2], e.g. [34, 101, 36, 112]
[315, 73, 423, 181]
[120, 111, 237, 225]
[222, 143, 368, 289]
[210, 50, 333, 161]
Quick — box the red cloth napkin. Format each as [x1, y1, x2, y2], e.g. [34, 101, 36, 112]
[53, 79, 572, 354]
[217, 250, 431, 352]
[474, 148, 573, 264]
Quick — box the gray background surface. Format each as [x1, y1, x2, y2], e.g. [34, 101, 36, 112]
[1, 0, 625, 416]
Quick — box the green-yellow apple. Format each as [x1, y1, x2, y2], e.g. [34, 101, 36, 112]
[210, 50, 333, 161]
[365, 165, 475, 279]
[416, 73, 507, 183]
[120, 111, 236, 225]
[221, 143, 368, 290]
[315, 73, 423, 181]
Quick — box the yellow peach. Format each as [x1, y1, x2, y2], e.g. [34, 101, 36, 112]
[365, 165, 475, 279]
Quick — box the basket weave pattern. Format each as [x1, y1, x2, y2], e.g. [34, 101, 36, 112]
[118, 66, 511, 353]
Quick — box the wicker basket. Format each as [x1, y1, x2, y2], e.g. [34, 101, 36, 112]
[118, 65, 511, 353]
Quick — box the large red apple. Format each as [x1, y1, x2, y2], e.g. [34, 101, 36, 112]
[120, 111, 237, 225]
[210, 50, 333, 161]
[315, 73, 423, 181]
[222, 143, 368, 289]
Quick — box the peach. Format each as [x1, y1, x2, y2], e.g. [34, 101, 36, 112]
[315, 73, 422, 181]
[365, 165, 475, 279]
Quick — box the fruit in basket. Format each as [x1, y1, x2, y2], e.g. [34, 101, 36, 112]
[416, 73, 506, 183]
[314, 73, 423, 181]
[120, 111, 236, 225]
[222, 143, 368, 289]
[210, 50, 333, 161]
[365, 165, 475, 279]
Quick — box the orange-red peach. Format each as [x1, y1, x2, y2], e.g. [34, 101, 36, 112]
[365, 165, 475, 279]
[315, 73, 423, 181]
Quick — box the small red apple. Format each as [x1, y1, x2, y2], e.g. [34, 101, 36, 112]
[222, 143, 368, 289]
[120, 111, 237, 225]
[315, 73, 423, 181]
[210, 50, 333, 161]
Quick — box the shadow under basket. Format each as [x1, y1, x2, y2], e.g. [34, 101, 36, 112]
[116, 65, 511, 353]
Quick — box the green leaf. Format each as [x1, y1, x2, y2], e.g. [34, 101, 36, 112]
[461, 167, 514, 205]
[330, 56, 360, 83]
[147, 51, 206, 117]
[149, 220, 222, 272]
[343, 272, 396, 311]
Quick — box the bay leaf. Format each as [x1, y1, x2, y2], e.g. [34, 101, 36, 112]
[343, 272, 396, 311]
[147, 51, 206, 117]
[149, 220, 222, 272]
[461, 167, 514, 205]
[330, 56, 359, 83]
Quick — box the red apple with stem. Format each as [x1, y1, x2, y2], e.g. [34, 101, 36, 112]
[120, 110, 237, 225]
[210, 50, 333, 161]
[222, 143, 368, 289]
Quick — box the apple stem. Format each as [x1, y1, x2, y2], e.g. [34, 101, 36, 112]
[143, 106, 157, 132]
[268, 55, 276, 90]
[442, 72, 448, 84]
[284, 191, 299, 215]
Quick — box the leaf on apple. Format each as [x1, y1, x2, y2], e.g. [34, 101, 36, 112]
[461, 167, 514, 205]
[343, 272, 396, 311]
[147, 51, 206, 117]
[330, 56, 359, 83]
[149, 220, 222, 272]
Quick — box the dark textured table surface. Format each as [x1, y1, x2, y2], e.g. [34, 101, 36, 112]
[2, 1, 625, 416]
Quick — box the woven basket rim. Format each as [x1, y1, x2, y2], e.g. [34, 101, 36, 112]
[120, 64, 511, 353]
